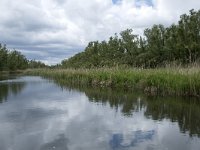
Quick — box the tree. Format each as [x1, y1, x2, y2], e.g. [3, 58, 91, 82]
[120, 29, 139, 66]
[0, 44, 8, 71]
[61, 9, 200, 69]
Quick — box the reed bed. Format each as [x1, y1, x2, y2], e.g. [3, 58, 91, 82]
[25, 67, 200, 97]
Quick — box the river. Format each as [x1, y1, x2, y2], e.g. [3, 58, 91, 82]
[0, 76, 200, 150]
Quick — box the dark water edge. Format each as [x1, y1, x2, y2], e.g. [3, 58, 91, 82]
[0, 75, 200, 150]
[0, 71, 22, 81]
[25, 68, 200, 97]
[51, 78, 200, 137]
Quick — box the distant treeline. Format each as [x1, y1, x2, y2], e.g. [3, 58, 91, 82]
[62, 9, 200, 68]
[0, 44, 47, 71]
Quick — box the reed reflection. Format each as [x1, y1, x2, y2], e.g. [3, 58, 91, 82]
[54, 79, 200, 137]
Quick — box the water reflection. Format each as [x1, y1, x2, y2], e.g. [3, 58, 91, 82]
[110, 130, 155, 149]
[0, 82, 26, 103]
[0, 76, 200, 150]
[55, 80, 200, 137]
[145, 96, 200, 137]
[40, 134, 68, 150]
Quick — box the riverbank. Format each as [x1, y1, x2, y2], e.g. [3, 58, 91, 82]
[25, 68, 200, 97]
[0, 70, 25, 74]
[0, 70, 25, 80]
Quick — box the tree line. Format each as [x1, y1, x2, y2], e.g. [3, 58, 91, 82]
[62, 9, 200, 68]
[0, 44, 47, 71]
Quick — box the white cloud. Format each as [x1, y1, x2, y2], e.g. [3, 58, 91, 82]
[0, 0, 199, 65]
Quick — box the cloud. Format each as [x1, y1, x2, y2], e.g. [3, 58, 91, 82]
[0, 0, 200, 65]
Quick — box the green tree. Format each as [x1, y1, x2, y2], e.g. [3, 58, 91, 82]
[120, 29, 139, 66]
[0, 44, 8, 71]
[61, 9, 200, 69]
[7, 50, 28, 70]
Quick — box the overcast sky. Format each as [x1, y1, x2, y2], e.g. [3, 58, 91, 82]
[0, 0, 200, 65]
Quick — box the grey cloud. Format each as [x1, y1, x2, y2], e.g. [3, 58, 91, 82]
[0, 0, 200, 65]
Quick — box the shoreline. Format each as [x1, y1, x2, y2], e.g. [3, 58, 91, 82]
[25, 68, 200, 97]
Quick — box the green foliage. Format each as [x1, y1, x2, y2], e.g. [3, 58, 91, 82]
[62, 9, 200, 68]
[28, 60, 47, 69]
[26, 67, 200, 97]
[7, 50, 28, 70]
[0, 44, 47, 71]
[0, 44, 8, 71]
[0, 44, 28, 71]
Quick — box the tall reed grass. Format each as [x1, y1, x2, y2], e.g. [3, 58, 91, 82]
[25, 67, 200, 97]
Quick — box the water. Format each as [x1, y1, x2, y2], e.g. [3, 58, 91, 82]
[0, 76, 200, 150]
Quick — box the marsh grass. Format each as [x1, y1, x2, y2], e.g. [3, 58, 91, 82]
[25, 67, 200, 97]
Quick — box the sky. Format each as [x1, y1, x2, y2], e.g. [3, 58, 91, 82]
[0, 0, 200, 65]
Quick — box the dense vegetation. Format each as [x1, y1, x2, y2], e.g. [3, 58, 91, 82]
[0, 44, 47, 71]
[26, 68, 200, 97]
[28, 60, 47, 69]
[0, 44, 28, 71]
[62, 9, 200, 68]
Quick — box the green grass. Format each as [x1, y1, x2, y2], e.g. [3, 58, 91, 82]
[25, 67, 200, 97]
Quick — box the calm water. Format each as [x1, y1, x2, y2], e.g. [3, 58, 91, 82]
[0, 76, 200, 150]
